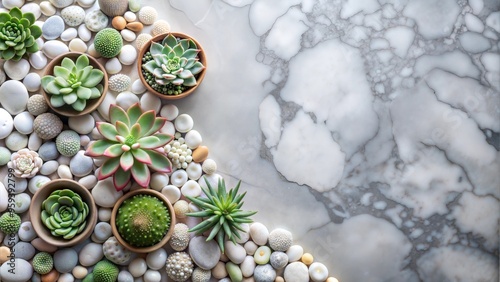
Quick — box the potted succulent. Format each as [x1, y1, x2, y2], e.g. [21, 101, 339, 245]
[186, 178, 257, 253]
[85, 103, 173, 191]
[110, 189, 176, 252]
[0, 7, 41, 61]
[41, 52, 108, 116]
[29, 179, 97, 247]
[137, 32, 207, 100]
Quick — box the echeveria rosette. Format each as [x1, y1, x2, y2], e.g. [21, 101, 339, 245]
[41, 189, 89, 239]
[142, 33, 205, 87]
[0, 7, 41, 61]
[41, 54, 104, 112]
[85, 103, 173, 191]
[186, 179, 257, 253]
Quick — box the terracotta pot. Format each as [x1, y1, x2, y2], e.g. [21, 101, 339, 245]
[137, 32, 207, 100]
[110, 188, 176, 253]
[41, 52, 108, 117]
[29, 179, 97, 247]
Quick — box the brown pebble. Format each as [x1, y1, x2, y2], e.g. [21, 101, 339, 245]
[192, 146, 209, 163]
[212, 261, 227, 279]
[243, 277, 255, 282]
[0, 246, 11, 264]
[32, 237, 58, 253]
[112, 16, 127, 30]
[275, 276, 285, 282]
[126, 21, 144, 32]
[41, 269, 59, 282]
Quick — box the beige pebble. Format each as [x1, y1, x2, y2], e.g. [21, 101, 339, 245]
[112, 16, 127, 30]
[275, 277, 284, 282]
[212, 261, 228, 279]
[301, 253, 313, 265]
[0, 246, 11, 264]
[72, 266, 88, 279]
[192, 146, 209, 163]
[326, 278, 339, 282]
[124, 11, 136, 22]
[69, 38, 87, 52]
[41, 269, 59, 282]
[32, 237, 58, 253]
[126, 21, 144, 32]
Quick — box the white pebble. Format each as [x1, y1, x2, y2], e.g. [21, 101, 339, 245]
[160, 121, 175, 135]
[174, 114, 194, 133]
[115, 91, 139, 110]
[184, 130, 202, 149]
[105, 57, 122, 74]
[76, 0, 95, 8]
[28, 175, 51, 194]
[2, 0, 24, 9]
[40, 160, 59, 175]
[79, 175, 98, 190]
[170, 169, 188, 187]
[68, 114, 95, 135]
[28, 133, 42, 151]
[61, 28, 78, 41]
[0, 80, 28, 115]
[69, 38, 87, 52]
[129, 258, 147, 277]
[121, 29, 136, 42]
[4, 59, 30, 80]
[250, 222, 269, 246]
[181, 180, 201, 197]
[29, 51, 48, 70]
[139, 92, 161, 113]
[13, 193, 31, 213]
[40, 1, 56, 16]
[87, 43, 100, 58]
[21, 3, 41, 19]
[78, 24, 91, 42]
[150, 172, 169, 191]
[72, 266, 88, 279]
[131, 79, 146, 94]
[124, 11, 136, 22]
[286, 245, 304, 262]
[146, 248, 167, 270]
[58, 273, 74, 282]
[309, 262, 328, 282]
[143, 270, 161, 282]
[186, 162, 202, 180]
[6, 132, 28, 151]
[160, 104, 179, 120]
[13, 112, 34, 135]
[42, 40, 69, 59]
[0, 109, 13, 139]
[201, 159, 217, 175]
[118, 45, 137, 65]
[57, 164, 73, 179]
[161, 185, 181, 204]
[98, 208, 111, 222]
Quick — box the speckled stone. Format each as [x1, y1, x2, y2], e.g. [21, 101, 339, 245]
[61, 5, 85, 26]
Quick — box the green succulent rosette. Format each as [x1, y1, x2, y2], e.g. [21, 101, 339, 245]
[41, 189, 89, 239]
[0, 7, 41, 61]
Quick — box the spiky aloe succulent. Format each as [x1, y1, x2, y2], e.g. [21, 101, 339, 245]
[41, 189, 89, 239]
[0, 7, 41, 61]
[85, 103, 173, 190]
[186, 178, 257, 253]
[41, 54, 105, 112]
[142, 33, 205, 88]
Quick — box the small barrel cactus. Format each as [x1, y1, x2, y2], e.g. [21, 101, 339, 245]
[41, 189, 89, 239]
[32, 252, 54, 274]
[115, 194, 171, 247]
[56, 130, 81, 157]
[0, 212, 21, 234]
[41, 54, 105, 112]
[0, 7, 42, 61]
[92, 260, 119, 282]
[94, 28, 123, 58]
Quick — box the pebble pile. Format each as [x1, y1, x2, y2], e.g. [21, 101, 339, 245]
[0, 0, 339, 281]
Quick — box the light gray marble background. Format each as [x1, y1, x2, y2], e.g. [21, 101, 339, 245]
[150, 0, 499, 281]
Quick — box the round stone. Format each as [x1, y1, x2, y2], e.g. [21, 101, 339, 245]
[139, 92, 161, 113]
[69, 38, 87, 52]
[212, 261, 227, 279]
[0, 109, 13, 139]
[124, 11, 136, 22]
[174, 114, 194, 133]
[161, 185, 181, 204]
[186, 162, 202, 180]
[79, 175, 97, 190]
[40, 1, 56, 16]
[240, 256, 256, 278]
[79, 243, 104, 266]
[38, 142, 59, 161]
[171, 169, 188, 187]
[68, 114, 95, 134]
[150, 172, 169, 191]
[13, 193, 31, 213]
[4, 59, 30, 80]
[72, 266, 88, 279]
[27, 175, 50, 195]
[103, 236, 131, 265]
[31, 238, 58, 253]
[76, 0, 95, 7]
[185, 130, 202, 149]
[105, 57, 122, 74]
[250, 222, 269, 246]
[93, 222, 112, 241]
[131, 79, 146, 94]
[270, 251, 289, 269]
[120, 29, 136, 42]
[118, 45, 137, 65]
[286, 245, 304, 262]
[129, 258, 147, 277]
[0, 246, 10, 264]
[309, 262, 329, 282]
[254, 246, 272, 265]
[146, 248, 167, 270]
[92, 178, 123, 207]
[143, 270, 161, 282]
[49, 0, 74, 8]
[284, 262, 309, 282]
[42, 40, 69, 59]
[69, 151, 93, 177]
[23, 72, 41, 92]
[192, 146, 209, 163]
[268, 228, 293, 252]
[160, 104, 179, 120]
[13, 111, 34, 135]
[118, 270, 134, 282]
[6, 132, 28, 151]
[98, 208, 111, 222]
[54, 248, 78, 273]
[21, 3, 41, 19]
[57, 165, 72, 179]
[13, 241, 35, 260]
[28, 132, 43, 151]
[181, 180, 202, 198]
[0, 258, 33, 282]
[225, 241, 246, 264]
[78, 24, 91, 42]
[84, 10, 108, 32]
[42, 16, 65, 40]
[40, 160, 59, 175]
[61, 5, 85, 26]
[0, 147, 10, 166]
[29, 51, 48, 70]
[115, 91, 139, 110]
[60, 28, 77, 42]
[189, 236, 221, 270]
[0, 80, 29, 115]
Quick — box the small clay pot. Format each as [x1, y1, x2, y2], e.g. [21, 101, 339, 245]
[110, 189, 176, 253]
[30, 179, 97, 247]
[42, 52, 108, 117]
[137, 32, 207, 100]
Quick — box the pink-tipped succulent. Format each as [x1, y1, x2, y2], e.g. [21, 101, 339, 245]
[85, 103, 173, 190]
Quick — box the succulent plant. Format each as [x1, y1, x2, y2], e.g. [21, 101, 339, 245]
[85, 103, 173, 190]
[186, 178, 257, 253]
[41, 54, 105, 112]
[115, 193, 171, 247]
[142, 33, 205, 91]
[0, 212, 21, 234]
[92, 260, 119, 282]
[41, 189, 89, 239]
[0, 7, 41, 61]
[7, 148, 43, 178]
[32, 252, 54, 275]
[94, 28, 123, 58]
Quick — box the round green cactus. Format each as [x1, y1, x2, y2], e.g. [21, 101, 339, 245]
[92, 260, 118, 282]
[56, 130, 81, 157]
[116, 194, 171, 247]
[94, 28, 123, 58]
[32, 252, 54, 274]
[41, 189, 89, 239]
[0, 7, 41, 61]
[0, 212, 21, 234]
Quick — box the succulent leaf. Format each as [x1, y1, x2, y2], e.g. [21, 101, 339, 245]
[113, 168, 131, 191]
[99, 157, 121, 179]
[110, 105, 130, 127]
[85, 139, 115, 157]
[97, 122, 119, 141]
[131, 161, 150, 187]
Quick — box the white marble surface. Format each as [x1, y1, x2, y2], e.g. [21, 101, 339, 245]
[148, 0, 499, 281]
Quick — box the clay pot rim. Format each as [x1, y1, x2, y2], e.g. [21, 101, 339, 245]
[110, 188, 176, 253]
[29, 179, 97, 247]
[41, 52, 108, 117]
[136, 32, 207, 100]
